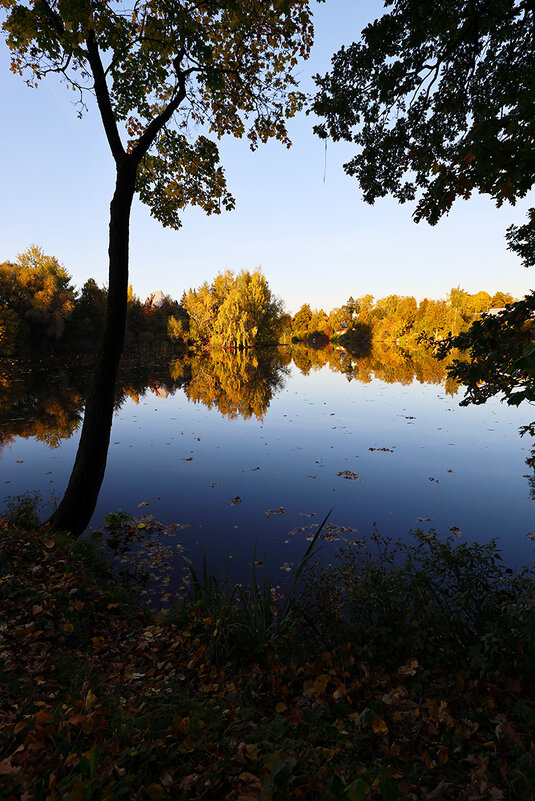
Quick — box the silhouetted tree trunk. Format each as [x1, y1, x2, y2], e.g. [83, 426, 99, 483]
[47, 161, 136, 536]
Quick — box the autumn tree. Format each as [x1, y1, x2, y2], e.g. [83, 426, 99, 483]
[354, 295, 374, 322]
[277, 311, 293, 343]
[183, 280, 219, 344]
[212, 268, 283, 349]
[307, 308, 329, 337]
[327, 306, 346, 333]
[183, 268, 282, 349]
[291, 303, 313, 338]
[167, 312, 189, 345]
[344, 296, 358, 317]
[0, 245, 76, 355]
[2, 0, 317, 535]
[467, 291, 491, 314]
[490, 290, 514, 308]
[413, 298, 450, 342]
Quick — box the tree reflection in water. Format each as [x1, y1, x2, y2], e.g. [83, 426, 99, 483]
[289, 342, 459, 396]
[0, 343, 457, 453]
[171, 347, 291, 420]
[0, 364, 86, 452]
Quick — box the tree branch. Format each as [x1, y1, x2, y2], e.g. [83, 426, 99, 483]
[85, 29, 125, 164]
[130, 69, 188, 165]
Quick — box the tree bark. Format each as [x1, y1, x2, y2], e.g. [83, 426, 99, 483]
[47, 160, 136, 536]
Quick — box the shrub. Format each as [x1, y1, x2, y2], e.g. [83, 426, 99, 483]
[300, 529, 535, 676]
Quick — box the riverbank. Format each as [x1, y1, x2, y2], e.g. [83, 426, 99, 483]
[1, 501, 535, 800]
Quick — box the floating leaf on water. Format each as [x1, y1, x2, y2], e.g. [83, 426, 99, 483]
[337, 470, 360, 480]
[265, 507, 284, 517]
[416, 517, 432, 522]
[228, 496, 242, 505]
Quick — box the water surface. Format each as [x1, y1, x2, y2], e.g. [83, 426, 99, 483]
[1, 346, 534, 596]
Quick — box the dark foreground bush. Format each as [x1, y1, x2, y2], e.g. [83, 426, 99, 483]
[300, 529, 535, 678]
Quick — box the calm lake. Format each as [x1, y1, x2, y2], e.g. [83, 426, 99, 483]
[1, 345, 534, 601]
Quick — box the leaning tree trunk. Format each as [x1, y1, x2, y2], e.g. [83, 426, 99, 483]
[47, 161, 136, 536]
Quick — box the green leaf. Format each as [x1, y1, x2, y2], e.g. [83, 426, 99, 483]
[379, 766, 400, 801]
[344, 777, 370, 800]
[89, 743, 100, 779]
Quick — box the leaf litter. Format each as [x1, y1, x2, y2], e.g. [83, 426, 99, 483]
[3, 466, 535, 801]
[3, 519, 533, 801]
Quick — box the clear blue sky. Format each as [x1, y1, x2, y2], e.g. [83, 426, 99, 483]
[1, 0, 533, 314]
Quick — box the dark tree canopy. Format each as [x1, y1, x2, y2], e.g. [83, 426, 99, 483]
[313, 0, 535, 263]
[440, 299, 535, 404]
[313, 0, 535, 423]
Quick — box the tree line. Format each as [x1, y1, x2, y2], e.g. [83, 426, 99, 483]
[0, 245, 184, 358]
[289, 288, 515, 349]
[0, 245, 516, 358]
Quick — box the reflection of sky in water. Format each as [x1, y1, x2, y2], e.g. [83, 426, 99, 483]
[2, 361, 534, 588]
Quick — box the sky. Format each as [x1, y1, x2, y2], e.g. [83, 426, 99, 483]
[1, 0, 534, 315]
